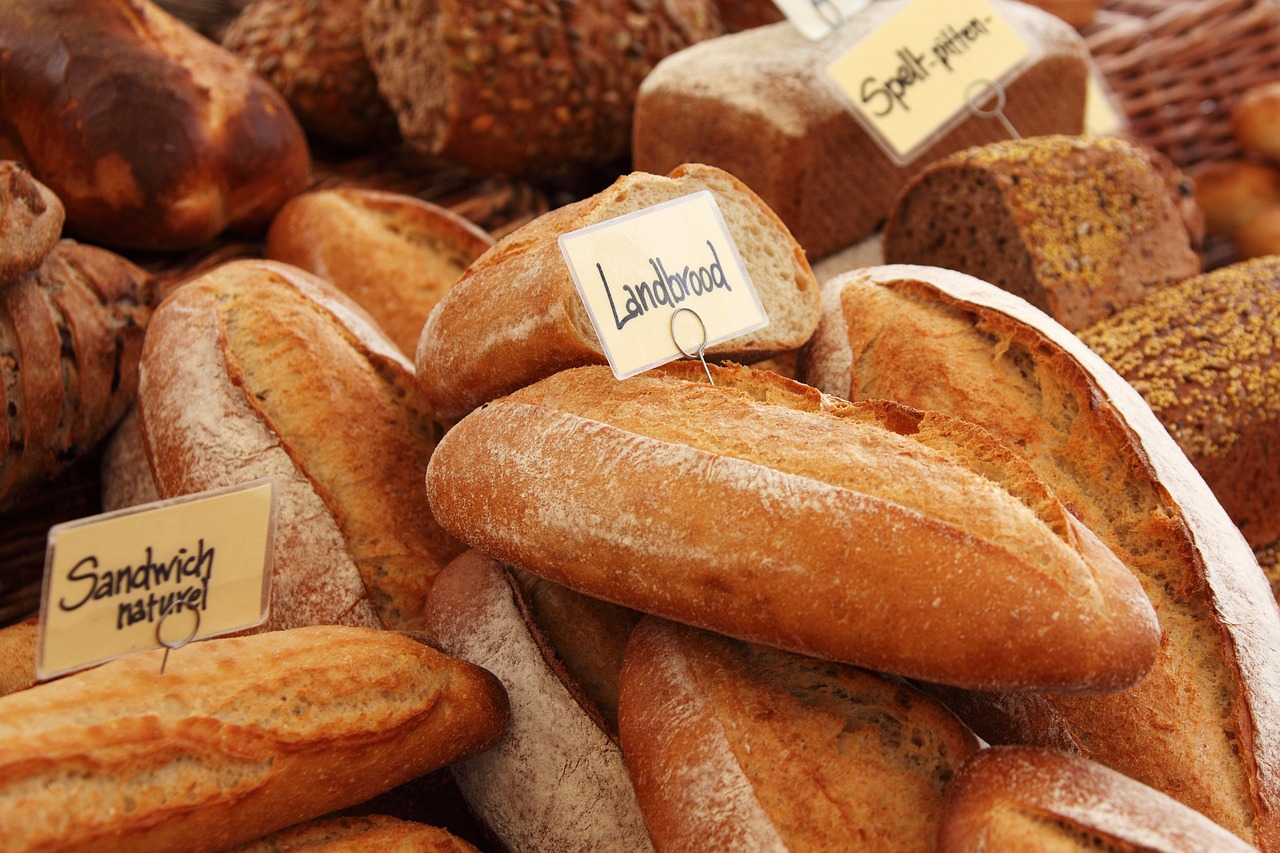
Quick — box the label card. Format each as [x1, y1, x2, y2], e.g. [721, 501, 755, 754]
[1085, 67, 1125, 137]
[37, 478, 278, 680]
[824, 0, 1036, 164]
[773, 0, 871, 41]
[558, 191, 768, 380]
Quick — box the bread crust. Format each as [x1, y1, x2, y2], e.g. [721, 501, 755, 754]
[425, 361, 1160, 693]
[227, 814, 481, 852]
[0, 162, 63, 285]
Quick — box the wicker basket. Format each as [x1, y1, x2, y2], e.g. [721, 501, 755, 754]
[1084, 0, 1280, 170]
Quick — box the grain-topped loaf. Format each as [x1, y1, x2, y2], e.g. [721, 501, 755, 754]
[0, 625, 508, 853]
[425, 360, 1160, 694]
[416, 163, 821, 422]
[798, 263, 1280, 850]
[632, 0, 1091, 259]
[618, 617, 982, 851]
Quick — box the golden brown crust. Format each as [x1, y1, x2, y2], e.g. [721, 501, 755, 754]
[0, 162, 63, 284]
[0, 625, 509, 853]
[1233, 80, 1280, 164]
[1190, 158, 1280, 240]
[0, 617, 37, 697]
[227, 814, 480, 852]
[0, 0, 310, 252]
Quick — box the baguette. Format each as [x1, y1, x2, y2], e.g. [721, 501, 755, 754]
[0, 625, 508, 853]
[425, 361, 1161, 694]
[798, 263, 1280, 849]
[227, 815, 480, 852]
[423, 550, 651, 853]
[416, 163, 820, 422]
[137, 259, 462, 632]
[0, 161, 63, 284]
[618, 616, 982, 850]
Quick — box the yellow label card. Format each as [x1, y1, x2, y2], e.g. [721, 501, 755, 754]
[825, 0, 1035, 164]
[558, 191, 767, 379]
[1085, 68, 1125, 137]
[773, 0, 871, 41]
[37, 478, 278, 680]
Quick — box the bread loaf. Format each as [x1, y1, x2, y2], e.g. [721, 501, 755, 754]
[1190, 157, 1280, 240]
[227, 815, 480, 852]
[265, 188, 494, 357]
[423, 550, 651, 853]
[1233, 79, 1280, 165]
[0, 625, 509, 853]
[426, 360, 1161, 694]
[882, 135, 1202, 331]
[0, 162, 63, 285]
[0, 0, 310, 251]
[100, 406, 161, 512]
[360, 0, 723, 176]
[1, 240, 154, 511]
[0, 617, 37, 697]
[938, 747, 1259, 852]
[798, 263, 1280, 849]
[632, 0, 1091, 259]
[416, 163, 821, 422]
[618, 617, 982, 850]
[137, 259, 462, 632]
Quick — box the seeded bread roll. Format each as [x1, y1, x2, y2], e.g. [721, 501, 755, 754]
[633, 0, 1091, 259]
[1, 240, 154, 511]
[137, 259, 463, 632]
[0, 0, 310, 252]
[1079, 256, 1280, 549]
[0, 162, 63, 285]
[0, 625, 509, 853]
[416, 163, 821, 422]
[426, 360, 1161, 694]
[266, 188, 494, 357]
[228, 815, 480, 852]
[882, 135, 1202, 331]
[618, 617, 982, 850]
[222, 0, 400, 149]
[360, 0, 724, 176]
[938, 747, 1259, 853]
[424, 550, 650, 853]
[798, 264, 1280, 850]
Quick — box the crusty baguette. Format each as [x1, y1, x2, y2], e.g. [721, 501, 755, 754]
[618, 616, 982, 851]
[0, 161, 63, 284]
[137, 259, 462, 632]
[423, 550, 651, 853]
[416, 163, 821, 422]
[0, 625, 508, 853]
[938, 747, 1258, 852]
[798, 263, 1280, 850]
[227, 814, 480, 852]
[1, 239, 154, 511]
[0, 0, 310, 252]
[266, 188, 494, 358]
[425, 360, 1160, 694]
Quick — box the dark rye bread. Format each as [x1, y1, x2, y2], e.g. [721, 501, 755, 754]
[1078, 256, 1280, 550]
[938, 747, 1259, 853]
[423, 550, 651, 853]
[798, 264, 1280, 850]
[416, 163, 821, 422]
[0, 162, 63, 285]
[425, 360, 1160, 694]
[618, 617, 982, 850]
[882, 135, 1203, 331]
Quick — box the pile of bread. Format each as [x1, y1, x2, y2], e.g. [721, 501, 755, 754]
[1, 0, 1279, 851]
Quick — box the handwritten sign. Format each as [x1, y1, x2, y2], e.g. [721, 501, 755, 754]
[773, 0, 871, 41]
[37, 478, 277, 680]
[558, 191, 767, 379]
[824, 0, 1036, 164]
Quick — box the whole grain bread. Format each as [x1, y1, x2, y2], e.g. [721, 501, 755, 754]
[618, 617, 982, 850]
[137, 259, 463, 632]
[425, 360, 1160, 694]
[0, 162, 63, 285]
[416, 163, 821, 422]
[882, 135, 1203, 331]
[632, 0, 1091, 259]
[0, 625, 509, 853]
[799, 263, 1280, 850]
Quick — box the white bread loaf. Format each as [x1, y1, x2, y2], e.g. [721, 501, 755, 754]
[416, 163, 821, 422]
[632, 0, 1091, 259]
[0, 625, 509, 853]
[798, 263, 1280, 849]
[423, 550, 651, 853]
[618, 617, 982, 850]
[137, 259, 463, 632]
[425, 360, 1161, 694]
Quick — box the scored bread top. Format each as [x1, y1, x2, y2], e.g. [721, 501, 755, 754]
[425, 360, 1160, 693]
[416, 163, 820, 422]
